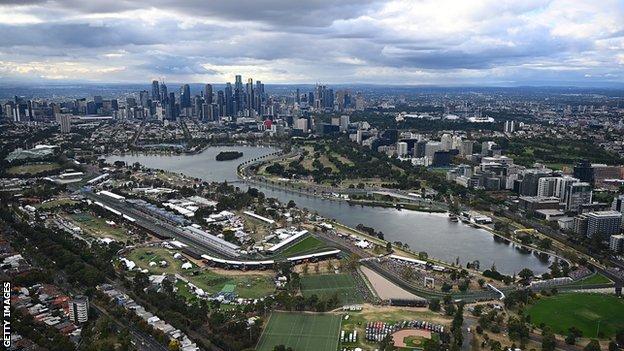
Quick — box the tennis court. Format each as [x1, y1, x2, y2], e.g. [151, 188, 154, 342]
[256, 311, 341, 351]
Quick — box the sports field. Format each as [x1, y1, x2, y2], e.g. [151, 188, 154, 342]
[7, 162, 61, 175]
[256, 312, 341, 351]
[276, 236, 328, 257]
[69, 213, 129, 241]
[527, 293, 624, 338]
[300, 273, 363, 304]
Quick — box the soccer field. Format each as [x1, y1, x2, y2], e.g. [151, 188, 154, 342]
[527, 293, 624, 338]
[300, 273, 363, 304]
[256, 312, 342, 351]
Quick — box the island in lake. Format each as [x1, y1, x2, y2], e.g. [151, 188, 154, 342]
[216, 150, 243, 161]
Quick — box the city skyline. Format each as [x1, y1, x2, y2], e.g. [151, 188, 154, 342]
[0, 0, 623, 87]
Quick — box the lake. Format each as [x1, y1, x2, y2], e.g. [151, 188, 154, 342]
[106, 145, 551, 274]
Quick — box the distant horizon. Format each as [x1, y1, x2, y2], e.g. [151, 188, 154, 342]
[1, 80, 624, 90]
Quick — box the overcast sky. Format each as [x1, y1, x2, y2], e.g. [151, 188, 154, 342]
[0, 0, 623, 86]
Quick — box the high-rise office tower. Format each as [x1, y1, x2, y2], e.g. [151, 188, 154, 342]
[246, 78, 254, 113]
[234, 75, 243, 115]
[204, 84, 213, 105]
[167, 92, 176, 120]
[151, 80, 160, 101]
[180, 84, 191, 108]
[194, 96, 203, 119]
[224, 83, 233, 117]
[160, 82, 168, 102]
[217, 90, 225, 117]
[255, 80, 264, 113]
[139, 90, 149, 108]
[295, 88, 300, 103]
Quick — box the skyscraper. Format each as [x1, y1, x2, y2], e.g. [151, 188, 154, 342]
[234, 75, 243, 115]
[139, 90, 149, 108]
[167, 92, 176, 120]
[59, 114, 71, 134]
[204, 84, 213, 105]
[160, 82, 168, 102]
[224, 83, 233, 117]
[217, 90, 225, 117]
[246, 78, 254, 113]
[181, 84, 191, 108]
[151, 80, 160, 101]
[255, 80, 264, 114]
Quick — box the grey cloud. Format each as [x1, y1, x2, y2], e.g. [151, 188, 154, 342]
[0, 23, 160, 47]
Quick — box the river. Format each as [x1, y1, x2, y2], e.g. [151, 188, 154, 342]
[105, 145, 551, 275]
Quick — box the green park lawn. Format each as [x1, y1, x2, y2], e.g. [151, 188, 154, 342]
[128, 247, 274, 299]
[570, 273, 613, 286]
[69, 212, 129, 241]
[527, 293, 624, 338]
[36, 198, 78, 210]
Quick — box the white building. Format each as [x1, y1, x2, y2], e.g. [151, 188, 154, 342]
[68, 295, 89, 323]
[610, 234, 624, 253]
[440, 133, 453, 151]
[425, 141, 442, 159]
[59, 114, 72, 134]
[504, 120, 515, 133]
[295, 118, 308, 132]
[397, 142, 408, 157]
[588, 211, 622, 238]
[339, 115, 350, 132]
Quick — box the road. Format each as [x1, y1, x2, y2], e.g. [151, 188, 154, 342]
[313, 228, 500, 302]
[499, 208, 624, 286]
[91, 302, 169, 351]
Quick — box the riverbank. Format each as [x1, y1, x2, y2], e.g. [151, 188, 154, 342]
[239, 152, 449, 214]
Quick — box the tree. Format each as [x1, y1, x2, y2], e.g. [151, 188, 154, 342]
[133, 271, 150, 293]
[507, 313, 530, 348]
[423, 337, 442, 351]
[386, 242, 392, 252]
[168, 339, 181, 351]
[451, 303, 465, 351]
[380, 334, 397, 351]
[542, 327, 556, 351]
[429, 299, 441, 312]
[458, 279, 470, 292]
[345, 254, 361, 270]
[584, 339, 601, 351]
[565, 333, 577, 345]
[445, 303, 457, 316]
[518, 268, 534, 285]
